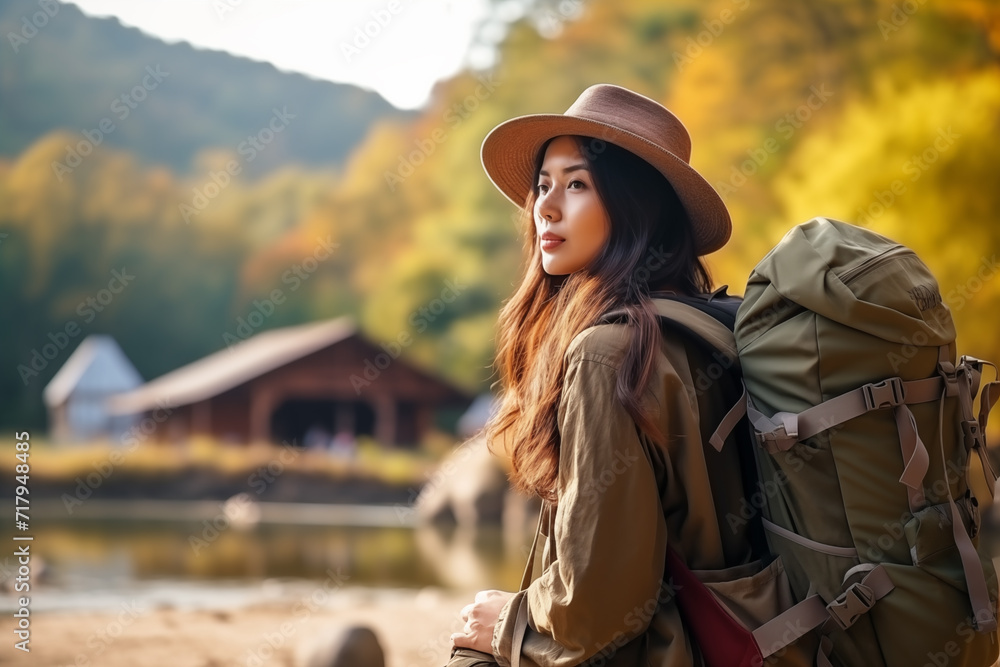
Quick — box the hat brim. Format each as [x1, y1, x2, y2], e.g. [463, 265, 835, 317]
[481, 114, 731, 256]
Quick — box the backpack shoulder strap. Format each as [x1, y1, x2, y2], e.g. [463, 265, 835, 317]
[600, 291, 774, 567]
[598, 287, 741, 365]
[650, 297, 739, 364]
[599, 291, 746, 450]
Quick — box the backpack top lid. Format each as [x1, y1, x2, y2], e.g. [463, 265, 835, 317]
[735, 217, 955, 350]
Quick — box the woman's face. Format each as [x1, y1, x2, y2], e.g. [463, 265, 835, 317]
[533, 136, 611, 276]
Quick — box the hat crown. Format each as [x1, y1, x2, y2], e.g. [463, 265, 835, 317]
[479, 82, 731, 255]
[564, 84, 692, 163]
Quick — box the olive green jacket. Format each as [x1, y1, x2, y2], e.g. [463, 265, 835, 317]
[491, 320, 752, 667]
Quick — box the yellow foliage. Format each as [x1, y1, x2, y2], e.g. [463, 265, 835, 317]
[774, 70, 1000, 360]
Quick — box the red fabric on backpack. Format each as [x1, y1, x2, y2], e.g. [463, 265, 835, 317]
[665, 548, 763, 667]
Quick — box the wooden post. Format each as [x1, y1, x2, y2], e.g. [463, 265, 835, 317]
[373, 394, 397, 446]
[415, 404, 433, 444]
[192, 400, 212, 436]
[335, 401, 355, 435]
[250, 389, 275, 444]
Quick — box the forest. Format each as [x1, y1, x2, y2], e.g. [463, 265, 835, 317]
[1, 0, 998, 431]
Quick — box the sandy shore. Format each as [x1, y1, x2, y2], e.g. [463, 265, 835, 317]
[1, 586, 475, 667]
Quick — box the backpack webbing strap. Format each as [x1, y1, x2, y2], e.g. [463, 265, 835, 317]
[817, 637, 835, 667]
[645, 298, 746, 456]
[751, 564, 895, 658]
[894, 403, 930, 513]
[936, 388, 998, 633]
[709, 383, 747, 452]
[749, 378, 936, 513]
[604, 299, 744, 455]
[645, 296, 774, 564]
[751, 593, 828, 657]
[647, 298, 739, 364]
[761, 517, 858, 558]
[509, 601, 529, 667]
[518, 501, 545, 591]
[752, 377, 999, 634]
[980, 379, 1000, 498]
[749, 375, 944, 452]
[952, 354, 1000, 499]
[509, 501, 546, 667]
[979, 381, 1000, 439]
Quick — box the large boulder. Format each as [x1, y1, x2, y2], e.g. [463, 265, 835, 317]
[295, 624, 384, 667]
[414, 433, 507, 528]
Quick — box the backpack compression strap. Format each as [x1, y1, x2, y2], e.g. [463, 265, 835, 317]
[644, 299, 750, 453]
[715, 348, 1000, 634]
[634, 302, 901, 662]
[599, 297, 743, 455]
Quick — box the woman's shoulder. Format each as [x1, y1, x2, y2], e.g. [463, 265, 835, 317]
[565, 320, 689, 379]
[564, 322, 632, 370]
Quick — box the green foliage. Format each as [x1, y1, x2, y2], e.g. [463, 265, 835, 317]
[2, 0, 998, 432]
[774, 71, 1000, 359]
[0, 0, 415, 172]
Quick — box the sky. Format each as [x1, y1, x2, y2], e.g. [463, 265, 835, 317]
[64, 0, 515, 110]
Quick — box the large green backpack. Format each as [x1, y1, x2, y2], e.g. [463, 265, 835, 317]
[724, 217, 1000, 666]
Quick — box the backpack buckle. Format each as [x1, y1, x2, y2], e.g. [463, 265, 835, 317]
[827, 582, 876, 630]
[755, 429, 797, 453]
[962, 419, 984, 450]
[938, 355, 961, 398]
[862, 377, 905, 411]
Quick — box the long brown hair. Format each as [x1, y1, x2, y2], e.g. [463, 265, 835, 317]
[484, 135, 713, 502]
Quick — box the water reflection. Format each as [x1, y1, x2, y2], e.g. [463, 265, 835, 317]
[0, 519, 526, 600]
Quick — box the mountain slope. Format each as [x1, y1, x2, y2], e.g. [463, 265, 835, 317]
[0, 0, 418, 175]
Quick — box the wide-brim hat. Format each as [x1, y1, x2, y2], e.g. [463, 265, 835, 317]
[480, 83, 732, 255]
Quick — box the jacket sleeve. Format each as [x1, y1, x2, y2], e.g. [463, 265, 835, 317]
[492, 348, 670, 666]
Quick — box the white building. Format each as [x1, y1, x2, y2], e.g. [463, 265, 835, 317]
[43, 335, 143, 442]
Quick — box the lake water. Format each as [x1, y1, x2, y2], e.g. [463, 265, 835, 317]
[0, 517, 529, 613]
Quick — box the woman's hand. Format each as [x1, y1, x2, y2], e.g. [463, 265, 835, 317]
[451, 589, 515, 654]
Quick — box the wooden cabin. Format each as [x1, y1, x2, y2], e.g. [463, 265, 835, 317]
[104, 317, 471, 447]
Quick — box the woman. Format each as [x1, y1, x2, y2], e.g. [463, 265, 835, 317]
[447, 84, 752, 667]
